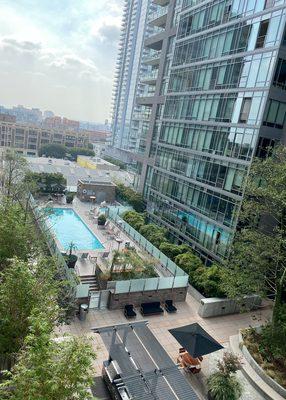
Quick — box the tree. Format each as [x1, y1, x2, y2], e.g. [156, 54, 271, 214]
[174, 252, 203, 279]
[192, 264, 226, 298]
[139, 224, 167, 248]
[122, 210, 145, 231]
[0, 151, 30, 203]
[159, 242, 192, 261]
[39, 143, 66, 158]
[25, 172, 67, 194]
[0, 258, 57, 355]
[116, 183, 145, 212]
[221, 145, 286, 330]
[67, 147, 95, 161]
[0, 202, 40, 266]
[1, 309, 95, 400]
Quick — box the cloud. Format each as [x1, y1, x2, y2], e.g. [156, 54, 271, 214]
[0, 0, 124, 122]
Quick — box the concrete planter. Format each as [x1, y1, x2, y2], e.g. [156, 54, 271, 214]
[198, 295, 261, 318]
[239, 328, 286, 399]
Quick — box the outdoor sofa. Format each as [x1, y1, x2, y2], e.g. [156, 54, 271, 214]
[164, 300, 177, 313]
[140, 302, 164, 316]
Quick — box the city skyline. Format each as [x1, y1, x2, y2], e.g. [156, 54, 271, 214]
[0, 0, 123, 123]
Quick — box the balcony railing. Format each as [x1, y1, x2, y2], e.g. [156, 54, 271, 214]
[148, 6, 168, 24]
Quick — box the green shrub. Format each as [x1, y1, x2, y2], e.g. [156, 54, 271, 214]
[174, 252, 203, 278]
[116, 183, 145, 212]
[159, 242, 192, 261]
[97, 214, 106, 226]
[139, 224, 167, 248]
[207, 352, 242, 400]
[66, 193, 74, 204]
[122, 210, 145, 231]
[103, 156, 126, 170]
[192, 264, 226, 298]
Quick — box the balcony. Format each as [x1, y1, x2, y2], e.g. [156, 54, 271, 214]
[143, 49, 161, 66]
[148, 6, 168, 27]
[153, 0, 169, 5]
[141, 70, 158, 85]
[145, 29, 165, 50]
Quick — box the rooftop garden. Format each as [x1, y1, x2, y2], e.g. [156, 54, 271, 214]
[100, 248, 158, 282]
[121, 210, 226, 298]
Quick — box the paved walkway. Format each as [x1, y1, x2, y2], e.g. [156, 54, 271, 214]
[56, 293, 271, 399]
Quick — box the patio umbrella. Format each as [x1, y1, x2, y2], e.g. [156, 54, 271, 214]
[169, 323, 223, 358]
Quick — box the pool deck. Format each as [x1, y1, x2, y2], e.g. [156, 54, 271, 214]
[50, 198, 161, 278]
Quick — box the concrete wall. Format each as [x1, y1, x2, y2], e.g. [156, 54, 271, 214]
[108, 287, 187, 310]
[198, 295, 261, 318]
[239, 329, 286, 399]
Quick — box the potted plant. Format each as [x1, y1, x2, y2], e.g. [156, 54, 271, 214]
[66, 192, 74, 204]
[207, 352, 242, 400]
[64, 241, 78, 268]
[97, 214, 107, 228]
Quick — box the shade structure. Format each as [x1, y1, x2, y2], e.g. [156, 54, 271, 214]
[169, 323, 223, 358]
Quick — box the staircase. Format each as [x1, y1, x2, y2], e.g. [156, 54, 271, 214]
[80, 275, 99, 292]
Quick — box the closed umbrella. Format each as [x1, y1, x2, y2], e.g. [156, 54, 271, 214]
[169, 323, 223, 358]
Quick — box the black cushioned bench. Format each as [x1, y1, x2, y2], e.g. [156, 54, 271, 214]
[140, 302, 164, 316]
[124, 304, 136, 319]
[164, 300, 177, 313]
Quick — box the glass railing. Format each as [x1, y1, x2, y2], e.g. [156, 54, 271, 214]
[108, 208, 188, 277]
[148, 6, 168, 23]
[141, 70, 158, 82]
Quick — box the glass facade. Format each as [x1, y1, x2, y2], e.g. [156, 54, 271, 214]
[138, 0, 286, 262]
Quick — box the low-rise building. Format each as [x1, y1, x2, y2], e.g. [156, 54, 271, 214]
[0, 117, 90, 156]
[77, 179, 116, 203]
[77, 155, 120, 171]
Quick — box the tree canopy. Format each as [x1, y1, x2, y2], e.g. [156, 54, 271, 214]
[38, 143, 94, 160]
[221, 145, 286, 329]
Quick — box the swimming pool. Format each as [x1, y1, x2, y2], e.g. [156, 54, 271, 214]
[46, 208, 104, 251]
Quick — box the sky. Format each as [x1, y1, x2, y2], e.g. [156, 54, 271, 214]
[0, 0, 123, 123]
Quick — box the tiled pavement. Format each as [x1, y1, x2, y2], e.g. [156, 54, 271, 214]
[56, 293, 272, 399]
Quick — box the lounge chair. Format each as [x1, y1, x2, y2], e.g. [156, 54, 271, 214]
[124, 304, 136, 319]
[140, 302, 164, 316]
[164, 300, 177, 313]
[101, 251, 110, 259]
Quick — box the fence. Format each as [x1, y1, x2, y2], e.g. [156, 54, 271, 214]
[107, 208, 188, 294]
[28, 195, 78, 288]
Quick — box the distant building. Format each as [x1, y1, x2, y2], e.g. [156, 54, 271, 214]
[88, 130, 111, 143]
[0, 105, 42, 124]
[0, 120, 89, 156]
[0, 114, 16, 123]
[43, 116, 80, 130]
[43, 110, 55, 119]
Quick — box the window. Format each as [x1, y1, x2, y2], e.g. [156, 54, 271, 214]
[263, 99, 286, 129]
[273, 59, 286, 90]
[239, 98, 252, 123]
[256, 20, 269, 49]
[264, 0, 274, 9]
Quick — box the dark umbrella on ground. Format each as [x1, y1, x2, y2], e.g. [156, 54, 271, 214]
[169, 323, 223, 358]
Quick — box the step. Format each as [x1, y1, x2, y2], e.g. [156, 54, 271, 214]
[229, 335, 285, 400]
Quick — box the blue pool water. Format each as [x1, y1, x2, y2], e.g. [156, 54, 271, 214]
[46, 208, 104, 251]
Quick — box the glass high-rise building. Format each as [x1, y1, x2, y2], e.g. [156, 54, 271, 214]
[113, 0, 286, 263]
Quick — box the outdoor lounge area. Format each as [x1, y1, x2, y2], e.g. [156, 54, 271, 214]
[93, 321, 199, 400]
